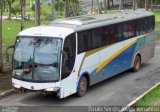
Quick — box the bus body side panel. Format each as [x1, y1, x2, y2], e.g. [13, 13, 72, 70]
[90, 39, 136, 85]
[139, 31, 155, 63]
[77, 33, 155, 88]
[80, 35, 152, 85]
[59, 53, 85, 98]
[78, 40, 136, 85]
[78, 50, 100, 86]
[93, 41, 124, 84]
[131, 31, 155, 68]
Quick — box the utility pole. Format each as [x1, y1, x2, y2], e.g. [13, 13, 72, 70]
[133, 0, 137, 10]
[104, 0, 107, 13]
[133, 0, 135, 10]
[97, 0, 102, 14]
[145, 0, 149, 11]
[75, 0, 79, 16]
[51, 0, 56, 20]
[151, 0, 153, 11]
[91, 0, 94, 14]
[64, 0, 69, 17]
[0, 1, 4, 72]
[0, 13, 2, 72]
[35, 0, 40, 26]
[107, 0, 110, 9]
[119, 0, 123, 10]
[20, 0, 25, 31]
[6, 0, 11, 20]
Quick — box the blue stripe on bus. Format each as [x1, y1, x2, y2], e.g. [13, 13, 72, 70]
[90, 43, 137, 85]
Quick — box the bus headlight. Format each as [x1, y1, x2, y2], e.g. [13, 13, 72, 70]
[45, 87, 59, 92]
[13, 83, 21, 89]
[12, 71, 22, 76]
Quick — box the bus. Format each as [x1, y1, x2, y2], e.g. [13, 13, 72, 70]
[6, 9, 155, 98]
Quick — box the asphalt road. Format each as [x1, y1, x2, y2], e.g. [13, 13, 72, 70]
[0, 46, 160, 112]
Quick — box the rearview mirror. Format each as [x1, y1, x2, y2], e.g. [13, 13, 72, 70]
[6, 45, 15, 62]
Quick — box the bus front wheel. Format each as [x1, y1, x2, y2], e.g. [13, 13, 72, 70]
[132, 55, 141, 72]
[76, 76, 88, 97]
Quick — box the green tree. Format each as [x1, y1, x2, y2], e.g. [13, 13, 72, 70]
[64, 0, 70, 17]
[0, 0, 5, 71]
[6, 0, 15, 19]
[11, 4, 20, 16]
[64, 0, 80, 17]
[55, 0, 64, 15]
[35, 0, 40, 25]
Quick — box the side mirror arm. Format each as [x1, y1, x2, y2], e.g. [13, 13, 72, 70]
[6, 45, 15, 62]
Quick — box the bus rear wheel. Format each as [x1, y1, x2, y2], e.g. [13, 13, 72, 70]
[132, 55, 141, 72]
[76, 76, 88, 97]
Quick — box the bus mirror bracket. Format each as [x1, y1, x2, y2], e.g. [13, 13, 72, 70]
[6, 45, 15, 62]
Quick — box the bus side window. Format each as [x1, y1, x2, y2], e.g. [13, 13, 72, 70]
[105, 25, 115, 44]
[115, 23, 123, 41]
[91, 29, 99, 49]
[61, 34, 76, 79]
[148, 16, 155, 32]
[78, 31, 92, 53]
[136, 19, 141, 36]
[123, 22, 129, 39]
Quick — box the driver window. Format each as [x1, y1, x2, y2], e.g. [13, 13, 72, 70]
[61, 33, 76, 79]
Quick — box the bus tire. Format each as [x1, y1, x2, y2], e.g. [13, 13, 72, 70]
[132, 55, 141, 72]
[76, 76, 88, 97]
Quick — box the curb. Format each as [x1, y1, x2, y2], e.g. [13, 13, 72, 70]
[120, 82, 160, 112]
[0, 89, 15, 99]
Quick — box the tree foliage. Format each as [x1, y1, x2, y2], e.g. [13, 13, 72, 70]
[11, 3, 20, 16]
[0, 0, 6, 71]
[6, 0, 15, 19]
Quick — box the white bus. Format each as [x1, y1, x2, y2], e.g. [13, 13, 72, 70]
[7, 9, 155, 98]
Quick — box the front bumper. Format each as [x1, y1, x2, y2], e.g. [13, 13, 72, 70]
[12, 78, 60, 91]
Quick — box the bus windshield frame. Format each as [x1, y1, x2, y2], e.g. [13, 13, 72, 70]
[12, 36, 63, 83]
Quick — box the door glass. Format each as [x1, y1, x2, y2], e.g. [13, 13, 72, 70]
[61, 34, 76, 79]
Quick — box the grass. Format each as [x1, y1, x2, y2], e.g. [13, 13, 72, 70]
[0, 74, 12, 94]
[133, 85, 160, 112]
[2, 20, 49, 50]
[153, 9, 160, 40]
[2, 20, 50, 70]
[3, 20, 34, 46]
[135, 85, 160, 106]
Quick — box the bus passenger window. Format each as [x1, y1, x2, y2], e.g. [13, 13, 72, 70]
[78, 31, 92, 53]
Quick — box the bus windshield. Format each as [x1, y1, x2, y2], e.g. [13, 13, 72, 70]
[13, 37, 62, 82]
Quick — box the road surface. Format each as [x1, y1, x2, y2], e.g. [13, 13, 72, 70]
[0, 46, 160, 112]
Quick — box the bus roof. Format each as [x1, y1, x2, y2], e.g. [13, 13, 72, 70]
[18, 9, 154, 39]
[51, 9, 154, 32]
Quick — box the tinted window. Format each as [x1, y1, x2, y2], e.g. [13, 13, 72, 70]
[77, 15, 155, 54]
[115, 23, 123, 41]
[123, 22, 129, 39]
[91, 29, 99, 49]
[95, 28, 107, 47]
[61, 34, 76, 79]
[148, 16, 155, 32]
[78, 31, 92, 53]
[104, 25, 115, 44]
[128, 21, 135, 38]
